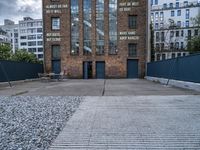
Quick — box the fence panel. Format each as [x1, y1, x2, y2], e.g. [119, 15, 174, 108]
[0, 60, 44, 82]
[147, 54, 200, 83]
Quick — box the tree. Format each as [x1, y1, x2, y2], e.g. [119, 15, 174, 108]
[187, 13, 200, 53]
[0, 45, 12, 60]
[187, 36, 200, 53]
[11, 49, 40, 64]
[191, 13, 200, 28]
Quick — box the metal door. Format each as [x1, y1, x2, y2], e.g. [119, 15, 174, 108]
[52, 60, 61, 74]
[96, 61, 105, 79]
[127, 59, 138, 78]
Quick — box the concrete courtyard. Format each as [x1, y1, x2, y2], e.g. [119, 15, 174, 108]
[1, 79, 200, 149]
[0, 79, 199, 96]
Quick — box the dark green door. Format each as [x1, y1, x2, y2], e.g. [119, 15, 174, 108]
[52, 60, 61, 74]
[127, 59, 138, 78]
[83, 61, 92, 79]
[96, 61, 105, 79]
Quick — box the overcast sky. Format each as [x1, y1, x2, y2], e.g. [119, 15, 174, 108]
[0, 0, 42, 25]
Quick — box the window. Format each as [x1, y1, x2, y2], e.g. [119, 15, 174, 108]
[28, 35, 36, 40]
[129, 15, 137, 29]
[172, 53, 176, 58]
[71, 0, 79, 55]
[171, 11, 175, 17]
[156, 54, 160, 61]
[177, 21, 181, 27]
[155, 12, 159, 22]
[163, 3, 167, 9]
[37, 34, 43, 39]
[181, 30, 184, 36]
[38, 54, 43, 59]
[155, 0, 158, 5]
[21, 42, 27, 46]
[160, 12, 164, 21]
[52, 45, 61, 59]
[184, 1, 188, 7]
[188, 30, 191, 39]
[37, 28, 43, 33]
[176, 31, 179, 37]
[177, 53, 181, 57]
[186, 9, 190, 19]
[161, 32, 165, 42]
[37, 41, 43, 45]
[176, 2, 179, 8]
[109, 0, 118, 55]
[51, 17, 60, 30]
[20, 36, 26, 39]
[194, 29, 198, 36]
[177, 10, 181, 16]
[96, 0, 105, 55]
[155, 23, 159, 29]
[83, 0, 92, 55]
[28, 48, 36, 53]
[38, 48, 43, 52]
[175, 42, 179, 50]
[155, 43, 160, 51]
[181, 42, 184, 49]
[28, 41, 36, 46]
[128, 43, 137, 57]
[170, 3, 173, 8]
[170, 31, 174, 37]
[186, 21, 189, 27]
[162, 54, 166, 60]
[156, 32, 160, 42]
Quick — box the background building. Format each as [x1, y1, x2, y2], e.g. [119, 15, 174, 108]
[0, 20, 19, 52]
[151, 0, 200, 61]
[43, 0, 148, 79]
[0, 28, 10, 46]
[0, 18, 44, 60]
[18, 17, 43, 60]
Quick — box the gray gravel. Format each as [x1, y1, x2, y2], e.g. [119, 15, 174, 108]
[0, 96, 82, 150]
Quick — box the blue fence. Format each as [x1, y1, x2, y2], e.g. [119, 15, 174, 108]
[0, 60, 44, 82]
[147, 53, 200, 83]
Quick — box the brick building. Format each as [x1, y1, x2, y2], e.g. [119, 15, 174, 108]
[42, 0, 148, 79]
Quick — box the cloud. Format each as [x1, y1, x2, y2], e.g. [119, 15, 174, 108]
[0, 0, 42, 25]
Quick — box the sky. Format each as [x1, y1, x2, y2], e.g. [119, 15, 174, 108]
[0, 0, 42, 25]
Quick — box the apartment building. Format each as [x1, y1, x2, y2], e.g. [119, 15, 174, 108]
[151, 0, 200, 61]
[43, 0, 148, 79]
[0, 28, 10, 46]
[18, 17, 44, 60]
[0, 18, 44, 60]
[0, 20, 19, 52]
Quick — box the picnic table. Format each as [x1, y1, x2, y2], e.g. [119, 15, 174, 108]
[38, 72, 64, 81]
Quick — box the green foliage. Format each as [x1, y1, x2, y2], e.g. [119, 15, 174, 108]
[11, 49, 40, 63]
[187, 36, 200, 53]
[191, 13, 200, 27]
[0, 45, 12, 60]
[0, 45, 42, 64]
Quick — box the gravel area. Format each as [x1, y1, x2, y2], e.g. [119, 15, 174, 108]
[0, 96, 82, 150]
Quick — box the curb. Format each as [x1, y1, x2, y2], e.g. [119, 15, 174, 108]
[145, 76, 200, 92]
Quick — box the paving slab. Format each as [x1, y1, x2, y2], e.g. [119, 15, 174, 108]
[49, 96, 200, 149]
[0, 79, 199, 96]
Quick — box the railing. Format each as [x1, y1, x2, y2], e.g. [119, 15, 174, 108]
[147, 53, 200, 83]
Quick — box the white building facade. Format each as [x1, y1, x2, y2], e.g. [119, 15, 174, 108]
[151, 0, 200, 61]
[0, 28, 10, 46]
[0, 17, 44, 60]
[18, 17, 43, 60]
[0, 19, 19, 52]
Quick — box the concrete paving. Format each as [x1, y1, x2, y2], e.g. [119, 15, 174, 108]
[49, 96, 200, 149]
[0, 79, 199, 96]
